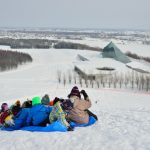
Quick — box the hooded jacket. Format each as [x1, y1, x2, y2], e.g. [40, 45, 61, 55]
[26, 104, 52, 126]
[67, 96, 91, 124]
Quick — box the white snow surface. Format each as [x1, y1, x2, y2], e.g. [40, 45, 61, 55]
[0, 47, 150, 150]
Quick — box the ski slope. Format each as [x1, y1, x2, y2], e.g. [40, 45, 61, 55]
[0, 47, 150, 150]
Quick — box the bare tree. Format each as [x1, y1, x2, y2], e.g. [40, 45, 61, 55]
[139, 74, 145, 91]
[124, 73, 130, 88]
[108, 76, 113, 88]
[131, 70, 135, 89]
[57, 70, 62, 84]
[112, 73, 118, 88]
[135, 73, 140, 89]
[119, 73, 123, 88]
[73, 73, 77, 84]
[79, 76, 83, 87]
[100, 75, 105, 87]
[68, 70, 72, 84]
[146, 75, 150, 92]
[141, 74, 145, 90]
[96, 79, 100, 88]
[84, 76, 89, 88]
[63, 73, 66, 87]
[90, 79, 94, 88]
[103, 76, 107, 88]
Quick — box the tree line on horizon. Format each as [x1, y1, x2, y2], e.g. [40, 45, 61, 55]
[53, 41, 102, 51]
[126, 51, 150, 63]
[0, 50, 32, 71]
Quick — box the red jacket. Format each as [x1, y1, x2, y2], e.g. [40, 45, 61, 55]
[0, 110, 10, 124]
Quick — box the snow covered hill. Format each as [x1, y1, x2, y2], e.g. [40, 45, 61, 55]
[0, 47, 150, 150]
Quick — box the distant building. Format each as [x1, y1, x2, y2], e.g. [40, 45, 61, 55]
[74, 42, 138, 79]
[77, 54, 89, 61]
[74, 60, 116, 80]
[102, 41, 131, 64]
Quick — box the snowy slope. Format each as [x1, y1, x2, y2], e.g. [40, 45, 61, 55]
[0, 47, 150, 150]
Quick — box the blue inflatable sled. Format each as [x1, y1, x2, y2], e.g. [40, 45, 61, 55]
[1, 116, 97, 132]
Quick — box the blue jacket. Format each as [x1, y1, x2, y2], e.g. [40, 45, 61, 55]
[26, 104, 52, 126]
[13, 108, 30, 129]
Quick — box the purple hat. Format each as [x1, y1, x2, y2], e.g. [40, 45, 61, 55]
[68, 86, 81, 98]
[1, 103, 8, 112]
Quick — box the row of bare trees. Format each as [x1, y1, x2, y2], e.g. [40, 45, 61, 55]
[57, 70, 150, 92]
[0, 49, 32, 71]
[126, 51, 150, 63]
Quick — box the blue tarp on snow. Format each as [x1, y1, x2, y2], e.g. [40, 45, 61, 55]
[70, 116, 97, 128]
[20, 120, 68, 132]
[1, 116, 97, 132]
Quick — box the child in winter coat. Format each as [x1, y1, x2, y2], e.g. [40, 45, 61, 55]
[26, 96, 52, 126]
[0, 103, 12, 127]
[1, 104, 30, 129]
[41, 94, 50, 105]
[66, 86, 92, 124]
[9, 105, 30, 129]
[49, 98, 73, 131]
[22, 99, 32, 108]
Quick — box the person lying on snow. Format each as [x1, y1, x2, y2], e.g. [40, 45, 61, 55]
[49, 97, 73, 131]
[0, 100, 30, 129]
[22, 99, 32, 108]
[9, 100, 21, 115]
[0, 101, 24, 128]
[66, 86, 98, 124]
[9, 104, 30, 129]
[41, 94, 50, 105]
[0, 103, 12, 127]
[26, 96, 52, 126]
[66, 86, 92, 124]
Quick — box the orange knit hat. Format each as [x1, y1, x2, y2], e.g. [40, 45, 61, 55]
[49, 100, 54, 106]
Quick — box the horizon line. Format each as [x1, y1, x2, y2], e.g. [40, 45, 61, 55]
[0, 26, 150, 32]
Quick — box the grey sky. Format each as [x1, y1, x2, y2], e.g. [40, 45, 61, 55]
[0, 0, 149, 29]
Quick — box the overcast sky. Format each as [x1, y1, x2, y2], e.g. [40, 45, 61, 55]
[0, 0, 149, 30]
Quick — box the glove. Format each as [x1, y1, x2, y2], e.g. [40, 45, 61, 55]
[59, 98, 65, 103]
[5, 118, 15, 127]
[80, 90, 88, 100]
[67, 126, 74, 131]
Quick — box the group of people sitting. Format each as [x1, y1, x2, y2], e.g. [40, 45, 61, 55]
[0, 86, 97, 131]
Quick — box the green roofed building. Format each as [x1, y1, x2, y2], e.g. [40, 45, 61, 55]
[102, 42, 131, 64]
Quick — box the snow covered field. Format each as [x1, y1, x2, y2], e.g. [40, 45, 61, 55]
[0, 45, 150, 150]
[62, 38, 150, 57]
